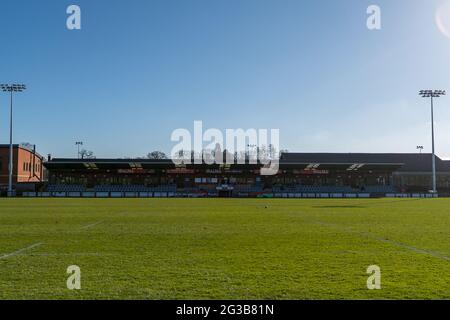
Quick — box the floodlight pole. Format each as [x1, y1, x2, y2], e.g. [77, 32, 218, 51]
[75, 141, 83, 159]
[1, 84, 26, 197]
[8, 90, 13, 197]
[430, 96, 437, 194]
[420, 90, 445, 194]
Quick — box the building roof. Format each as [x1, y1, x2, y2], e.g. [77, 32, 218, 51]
[0, 144, 44, 160]
[43, 153, 450, 173]
[281, 153, 450, 172]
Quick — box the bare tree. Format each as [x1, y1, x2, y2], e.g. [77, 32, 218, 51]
[20, 142, 34, 150]
[80, 149, 95, 159]
[146, 151, 168, 159]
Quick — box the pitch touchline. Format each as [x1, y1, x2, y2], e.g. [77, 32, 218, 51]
[81, 220, 104, 229]
[305, 219, 450, 262]
[0, 243, 43, 260]
[362, 232, 450, 262]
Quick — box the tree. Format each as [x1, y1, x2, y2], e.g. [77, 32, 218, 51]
[79, 149, 95, 159]
[146, 151, 168, 160]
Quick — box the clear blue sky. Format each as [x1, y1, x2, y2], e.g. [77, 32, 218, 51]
[1, 0, 450, 158]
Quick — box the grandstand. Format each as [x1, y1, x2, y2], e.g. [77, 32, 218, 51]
[24, 152, 448, 198]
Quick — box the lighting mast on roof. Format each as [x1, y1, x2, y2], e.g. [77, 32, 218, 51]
[75, 141, 84, 159]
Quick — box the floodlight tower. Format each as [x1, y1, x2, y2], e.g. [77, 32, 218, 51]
[419, 90, 446, 194]
[75, 141, 83, 159]
[416, 146, 423, 154]
[1, 84, 27, 197]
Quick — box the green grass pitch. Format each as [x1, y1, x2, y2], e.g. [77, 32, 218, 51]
[0, 198, 449, 299]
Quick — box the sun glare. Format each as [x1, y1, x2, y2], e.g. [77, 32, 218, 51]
[436, 2, 450, 38]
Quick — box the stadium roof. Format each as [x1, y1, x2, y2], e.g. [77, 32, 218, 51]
[43, 153, 450, 173]
[44, 158, 175, 170]
[281, 153, 450, 172]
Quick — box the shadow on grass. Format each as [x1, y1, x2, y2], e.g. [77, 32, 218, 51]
[312, 205, 366, 208]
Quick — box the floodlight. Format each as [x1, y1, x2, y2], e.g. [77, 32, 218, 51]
[0, 83, 27, 196]
[419, 89, 446, 193]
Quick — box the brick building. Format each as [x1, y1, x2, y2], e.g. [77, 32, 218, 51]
[0, 144, 44, 192]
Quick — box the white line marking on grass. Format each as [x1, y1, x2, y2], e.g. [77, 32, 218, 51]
[0, 242, 43, 260]
[81, 220, 104, 230]
[18, 252, 113, 257]
[307, 219, 450, 262]
[363, 233, 450, 262]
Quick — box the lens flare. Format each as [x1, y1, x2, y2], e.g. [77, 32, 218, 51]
[436, 2, 450, 38]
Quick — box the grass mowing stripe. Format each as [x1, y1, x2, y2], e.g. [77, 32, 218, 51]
[0, 243, 43, 260]
[81, 220, 104, 230]
[307, 219, 450, 262]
